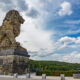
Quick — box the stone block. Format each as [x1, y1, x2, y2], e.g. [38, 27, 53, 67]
[60, 74, 65, 80]
[73, 74, 80, 78]
[42, 74, 46, 79]
[26, 73, 30, 78]
[13, 73, 18, 78]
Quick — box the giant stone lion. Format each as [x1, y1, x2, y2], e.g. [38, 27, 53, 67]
[0, 10, 30, 74]
[0, 10, 24, 48]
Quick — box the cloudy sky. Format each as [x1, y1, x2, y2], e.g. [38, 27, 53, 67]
[0, 0, 80, 63]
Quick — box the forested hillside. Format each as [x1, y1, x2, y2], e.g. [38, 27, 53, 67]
[30, 60, 80, 76]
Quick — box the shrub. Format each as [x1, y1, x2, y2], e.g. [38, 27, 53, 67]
[37, 70, 77, 76]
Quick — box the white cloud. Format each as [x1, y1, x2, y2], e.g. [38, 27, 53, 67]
[30, 51, 80, 63]
[52, 51, 80, 63]
[0, 10, 5, 25]
[16, 0, 54, 58]
[65, 20, 80, 24]
[54, 36, 80, 50]
[17, 19, 53, 52]
[59, 36, 75, 44]
[58, 1, 72, 16]
[59, 36, 80, 44]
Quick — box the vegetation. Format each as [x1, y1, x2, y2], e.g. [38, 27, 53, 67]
[30, 60, 80, 76]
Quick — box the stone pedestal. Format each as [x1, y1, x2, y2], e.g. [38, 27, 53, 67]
[0, 46, 30, 74]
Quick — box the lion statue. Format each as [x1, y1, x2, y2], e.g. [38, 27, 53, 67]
[0, 10, 24, 48]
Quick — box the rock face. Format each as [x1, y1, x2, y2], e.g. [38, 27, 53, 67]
[0, 10, 30, 74]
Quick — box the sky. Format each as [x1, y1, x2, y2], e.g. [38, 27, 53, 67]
[0, 0, 80, 63]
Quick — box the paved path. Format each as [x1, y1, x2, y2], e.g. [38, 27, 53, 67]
[0, 75, 79, 80]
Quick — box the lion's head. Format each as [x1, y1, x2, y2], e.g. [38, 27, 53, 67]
[3, 10, 24, 24]
[2, 10, 25, 37]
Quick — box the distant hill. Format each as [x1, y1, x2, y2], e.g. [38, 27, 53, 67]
[30, 60, 80, 76]
[30, 59, 80, 71]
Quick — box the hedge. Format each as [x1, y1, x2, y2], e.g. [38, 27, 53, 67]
[37, 70, 78, 76]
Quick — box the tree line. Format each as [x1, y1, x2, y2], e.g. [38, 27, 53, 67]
[30, 60, 80, 76]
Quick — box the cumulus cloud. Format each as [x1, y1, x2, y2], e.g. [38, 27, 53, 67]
[30, 51, 80, 63]
[65, 20, 80, 24]
[59, 36, 75, 44]
[16, 18, 54, 58]
[16, 0, 28, 11]
[0, 0, 12, 3]
[0, 0, 28, 12]
[15, 0, 54, 58]
[58, 1, 72, 16]
[55, 36, 80, 50]
[26, 8, 39, 18]
[59, 36, 80, 44]
[52, 51, 80, 63]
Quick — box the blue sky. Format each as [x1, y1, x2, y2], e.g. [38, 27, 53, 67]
[0, 0, 80, 63]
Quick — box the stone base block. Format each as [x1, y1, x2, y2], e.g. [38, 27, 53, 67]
[0, 46, 30, 75]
